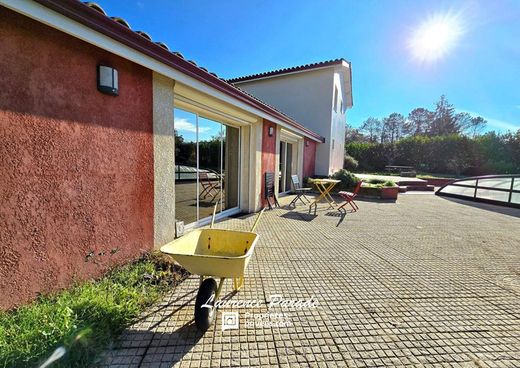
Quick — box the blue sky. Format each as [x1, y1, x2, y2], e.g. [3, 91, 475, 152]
[174, 109, 222, 142]
[97, 0, 520, 132]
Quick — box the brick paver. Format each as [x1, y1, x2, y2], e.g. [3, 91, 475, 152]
[99, 194, 520, 367]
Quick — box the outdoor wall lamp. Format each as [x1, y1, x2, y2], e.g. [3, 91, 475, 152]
[268, 126, 274, 137]
[97, 65, 119, 96]
[305, 140, 309, 147]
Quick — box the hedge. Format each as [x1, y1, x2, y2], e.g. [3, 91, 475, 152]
[345, 132, 520, 175]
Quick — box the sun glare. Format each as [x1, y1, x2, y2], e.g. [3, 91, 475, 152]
[409, 13, 464, 62]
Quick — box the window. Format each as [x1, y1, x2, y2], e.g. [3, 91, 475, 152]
[174, 108, 240, 225]
[340, 100, 343, 114]
[333, 86, 338, 112]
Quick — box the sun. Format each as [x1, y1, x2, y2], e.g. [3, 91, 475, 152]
[409, 13, 464, 62]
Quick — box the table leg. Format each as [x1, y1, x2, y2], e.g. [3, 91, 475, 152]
[309, 183, 326, 209]
[324, 183, 338, 207]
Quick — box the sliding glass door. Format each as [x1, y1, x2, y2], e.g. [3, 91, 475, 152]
[278, 141, 293, 193]
[174, 109, 198, 224]
[174, 108, 240, 225]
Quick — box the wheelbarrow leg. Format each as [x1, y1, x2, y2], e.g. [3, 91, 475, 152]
[215, 277, 225, 300]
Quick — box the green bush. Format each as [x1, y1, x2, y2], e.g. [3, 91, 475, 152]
[364, 179, 396, 188]
[346, 131, 520, 175]
[0, 253, 187, 368]
[366, 178, 386, 185]
[345, 142, 391, 171]
[343, 154, 359, 171]
[330, 169, 359, 190]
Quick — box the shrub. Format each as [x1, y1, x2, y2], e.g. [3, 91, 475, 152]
[364, 179, 396, 188]
[347, 130, 520, 175]
[346, 142, 392, 171]
[343, 154, 359, 171]
[331, 169, 359, 190]
[366, 178, 386, 185]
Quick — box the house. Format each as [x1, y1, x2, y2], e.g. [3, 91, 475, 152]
[0, 0, 329, 309]
[229, 59, 353, 177]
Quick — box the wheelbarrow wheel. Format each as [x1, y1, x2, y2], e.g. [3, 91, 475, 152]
[194, 278, 217, 331]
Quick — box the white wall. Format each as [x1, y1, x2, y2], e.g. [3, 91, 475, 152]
[236, 69, 334, 176]
[330, 71, 347, 174]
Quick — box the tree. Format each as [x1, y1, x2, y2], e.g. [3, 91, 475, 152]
[429, 95, 461, 136]
[382, 113, 406, 143]
[450, 112, 487, 138]
[344, 123, 367, 143]
[454, 112, 473, 134]
[465, 116, 487, 138]
[359, 117, 382, 143]
[407, 108, 434, 136]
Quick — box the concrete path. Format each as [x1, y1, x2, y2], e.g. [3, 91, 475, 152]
[100, 194, 520, 367]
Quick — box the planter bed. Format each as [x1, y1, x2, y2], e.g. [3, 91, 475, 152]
[358, 185, 399, 200]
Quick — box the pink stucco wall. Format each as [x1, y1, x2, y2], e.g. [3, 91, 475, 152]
[0, 9, 154, 310]
[303, 138, 317, 179]
[260, 120, 277, 205]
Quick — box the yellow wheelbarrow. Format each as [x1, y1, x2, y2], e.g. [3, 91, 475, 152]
[161, 205, 265, 330]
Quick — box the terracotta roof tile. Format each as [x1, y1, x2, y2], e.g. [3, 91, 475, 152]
[228, 58, 348, 83]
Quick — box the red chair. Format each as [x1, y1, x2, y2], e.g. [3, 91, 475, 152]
[338, 180, 363, 211]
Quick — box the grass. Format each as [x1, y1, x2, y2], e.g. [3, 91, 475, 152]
[355, 171, 463, 179]
[416, 173, 463, 179]
[0, 252, 187, 368]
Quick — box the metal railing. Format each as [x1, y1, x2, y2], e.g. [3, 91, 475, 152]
[435, 174, 520, 209]
[435, 174, 520, 208]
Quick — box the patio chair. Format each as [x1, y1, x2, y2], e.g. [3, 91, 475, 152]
[289, 175, 312, 206]
[199, 171, 221, 202]
[264, 172, 280, 210]
[338, 180, 363, 212]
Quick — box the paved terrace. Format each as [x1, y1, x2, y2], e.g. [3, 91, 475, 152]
[100, 194, 520, 367]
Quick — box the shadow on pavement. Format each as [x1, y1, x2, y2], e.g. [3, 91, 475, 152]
[280, 211, 318, 222]
[442, 197, 520, 218]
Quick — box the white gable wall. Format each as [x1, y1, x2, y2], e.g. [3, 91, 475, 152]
[330, 69, 348, 174]
[235, 68, 335, 175]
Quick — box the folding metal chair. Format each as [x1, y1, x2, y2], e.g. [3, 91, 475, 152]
[264, 172, 280, 210]
[199, 171, 221, 202]
[289, 175, 312, 206]
[338, 180, 363, 212]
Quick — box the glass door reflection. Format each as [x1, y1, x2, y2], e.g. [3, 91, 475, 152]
[174, 109, 198, 224]
[198, 117, 223, 219]
[174, 108, 240, 226]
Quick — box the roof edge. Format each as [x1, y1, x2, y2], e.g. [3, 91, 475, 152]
[228, 58, 350, 84]
[6, 0, 324, 142]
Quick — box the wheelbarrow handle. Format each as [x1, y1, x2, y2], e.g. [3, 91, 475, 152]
[211, 202, 265, 232]
[210, 199, 223, 229]
[250, 207, 266, 232]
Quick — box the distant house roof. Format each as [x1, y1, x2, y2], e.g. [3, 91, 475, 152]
[228, 58, 350, 83]
[17, 0, 324, 142]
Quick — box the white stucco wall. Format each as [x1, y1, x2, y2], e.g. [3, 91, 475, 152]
[152, 72, 176, 248]
[330, 70, 347, 174]
[235, 69, 334, 176]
